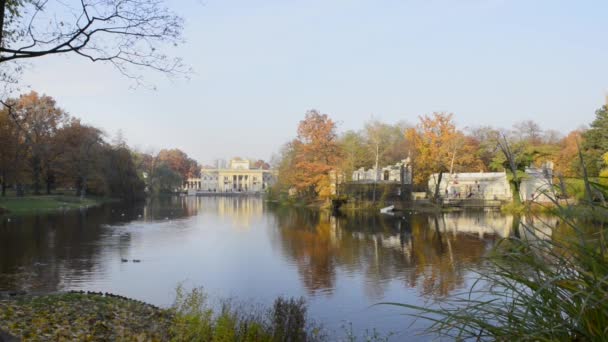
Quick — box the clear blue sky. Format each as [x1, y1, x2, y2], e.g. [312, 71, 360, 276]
[22, 0, 608, 164]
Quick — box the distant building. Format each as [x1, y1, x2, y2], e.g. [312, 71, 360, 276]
[351, 158, 412, 184]
[519, 162, 554, 203]
[428, 171, 512, 201]
[184, 158, 276, 194]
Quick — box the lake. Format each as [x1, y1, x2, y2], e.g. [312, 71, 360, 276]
[0, 196, 544, 339]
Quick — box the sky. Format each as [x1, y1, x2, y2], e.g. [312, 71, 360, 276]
[19, 0, 608, 164]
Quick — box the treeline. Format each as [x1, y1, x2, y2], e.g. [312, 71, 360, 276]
[273, 104, 608, 201]
[0, 91, 199, 200]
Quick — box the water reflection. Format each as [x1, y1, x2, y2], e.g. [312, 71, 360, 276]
[0, 197, 562, 335]
[271, 209, 505, 299]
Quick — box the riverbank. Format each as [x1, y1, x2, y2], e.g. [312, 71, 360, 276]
[0, 290, 326, 341]
[0, 292, 172, 341]
[0, 195, 118, 215]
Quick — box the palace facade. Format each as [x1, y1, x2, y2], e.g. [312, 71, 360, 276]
[183, 158, 276, 194]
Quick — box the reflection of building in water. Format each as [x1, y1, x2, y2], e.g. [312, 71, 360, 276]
[433, 212, 513, 238]
[183, 158, 276, 194]
[183, 196, 265, 230]
[428, 171, 512, 201]
[520, 162, 554, 203]
[271, 210, 510, 299]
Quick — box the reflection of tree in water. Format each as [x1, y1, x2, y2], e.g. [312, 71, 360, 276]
[0, 200, 173, 292]
[271, 208, 503, 299]
[270, 208, 338, 295]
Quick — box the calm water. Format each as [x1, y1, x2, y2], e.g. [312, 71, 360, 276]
[0, 196, 537, 339]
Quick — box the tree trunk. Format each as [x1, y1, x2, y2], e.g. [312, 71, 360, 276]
[433, 171, 443, 204]
[0, 0, 6, 49]
[46, 173, 52, 195]
[44, 161, 54, 195]
[31, 156, 42, 195]
[0, 170, 5, 196]
[81, 176, 87, 199]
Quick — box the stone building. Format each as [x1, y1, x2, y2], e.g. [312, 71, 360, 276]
[427, 171, 512, 201]
[519, 162, 554, 203]
[183, 158, 276, 194]
[351, 158, 412, 184]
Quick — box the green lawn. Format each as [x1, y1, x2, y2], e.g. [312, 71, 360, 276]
[0, 195, 115, 215]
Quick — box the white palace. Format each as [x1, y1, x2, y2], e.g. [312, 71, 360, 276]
[183, 158, 276, 194]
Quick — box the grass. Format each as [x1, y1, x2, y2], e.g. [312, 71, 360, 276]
[0, 194, 116, 215]
[0, 289, 326, 342]
[169, 284, 325, 342]
[0, 288, 399, 341]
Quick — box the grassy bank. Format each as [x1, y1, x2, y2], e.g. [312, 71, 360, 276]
[0, 289, 326, 342]
[0, 195, 117, 215]
[0, 289, 398, 341]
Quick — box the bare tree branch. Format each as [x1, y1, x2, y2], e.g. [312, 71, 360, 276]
[1, 0, 189, 84]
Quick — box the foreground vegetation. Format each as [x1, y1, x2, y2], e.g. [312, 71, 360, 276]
[389, 167, 608, 340]
[0, 289, 323, 342]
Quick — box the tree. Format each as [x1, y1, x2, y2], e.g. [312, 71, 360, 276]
[466, 125, 498, 171]
[149, 162, 182, 194]
[292, 110, 342, 199]
[156, 148, 195, 180]
[513, 120, 543, 145]
[4, 91, 68, 194]
[338, 130, 368, 181]
[55, 119, 104, 198]
[406, 112, 482, 200]
[0, 104, 26, 195]
[0, 0, 186, 83]
[582, 105, 608, 176]
[101, 145, 145, 201]
[253, 159, 271, 170]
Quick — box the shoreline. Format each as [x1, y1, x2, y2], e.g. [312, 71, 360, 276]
[0, 195, 119, 216]
[0, 291, 172, 341]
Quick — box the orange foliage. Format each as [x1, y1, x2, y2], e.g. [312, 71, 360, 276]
[554, 130, 583, 178]
[291, 110, 343, 198]
[406, 112, 483, 186]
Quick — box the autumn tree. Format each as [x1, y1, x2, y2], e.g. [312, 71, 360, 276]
[554, 130, 584, 178]
[406, 112, 482, 200]
[4, 91, 68, 194]
[55, 119, 104, 198]
[0, 104, 26, 195]
[156, 149, 196, 180]
[292, 110, 342, 199]
[362, 120, 410, 172]
[253, 159, 271, 170]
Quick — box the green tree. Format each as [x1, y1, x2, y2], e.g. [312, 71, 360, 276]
[338, 130, 368, 181]
[582, 105, 608, 176]
[150, 163, 183, 194]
